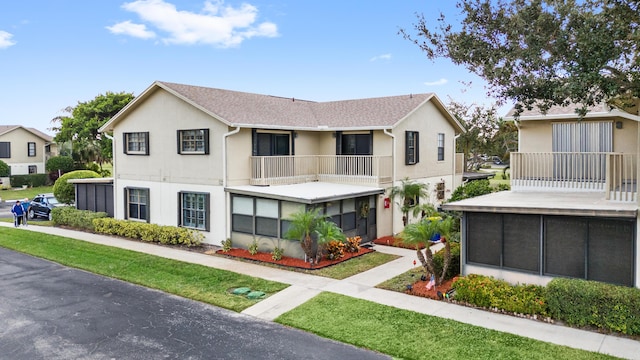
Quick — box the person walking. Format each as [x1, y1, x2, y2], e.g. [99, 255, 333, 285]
[21, 197, 31, 226]
[11, 200, 24, 227]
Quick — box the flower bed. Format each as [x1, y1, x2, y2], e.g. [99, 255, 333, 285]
[217, 246, 374, 270]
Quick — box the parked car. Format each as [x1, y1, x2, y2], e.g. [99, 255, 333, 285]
[28, 193, 62, 221]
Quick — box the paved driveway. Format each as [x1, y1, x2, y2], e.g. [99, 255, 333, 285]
[0, 248, 389, 360]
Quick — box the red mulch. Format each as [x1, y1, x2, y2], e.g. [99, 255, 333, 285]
[406, 276, 458, 300]
[373, 235, 427, 249]
[216, 247, 374, 270]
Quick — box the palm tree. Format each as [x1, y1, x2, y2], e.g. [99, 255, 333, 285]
[284, 208, 322, 264]
[313, 219, 346, 264]
[388, 178, 430, 226]
[400, 215, 456, 286]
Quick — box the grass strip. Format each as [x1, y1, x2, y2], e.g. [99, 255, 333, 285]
[275, 292, 617, 360]
[0, 227, 288, 312]
[302, 252, 399, 279]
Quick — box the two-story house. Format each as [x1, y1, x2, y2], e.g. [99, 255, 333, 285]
[443, 102, 640, 288]
[99, 81, 464, 259]
[0, 125, 56, 175]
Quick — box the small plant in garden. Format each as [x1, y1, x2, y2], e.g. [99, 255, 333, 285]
[221, 238, 232, 252]
[284, 208, 346, 265]
[325, 240, 346, 260]
[271, 246, 283, 261]
[344, 236, 361, 253]
[248, 238, 259, 255]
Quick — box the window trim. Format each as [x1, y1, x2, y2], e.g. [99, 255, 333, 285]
[28, 165, 37, 174]
[27, 142, 36, 157]
[123, 132, 149, 155]
[0, 142, 11, 158]
[405, 131, 419, 165]
[124, 187, 150, 222]
[437, 133, 445, 161]
[177, 129, 210, 155]
[178, 191, 210, 231]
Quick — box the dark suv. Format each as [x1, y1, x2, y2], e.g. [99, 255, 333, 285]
[29, 194, 61, 221]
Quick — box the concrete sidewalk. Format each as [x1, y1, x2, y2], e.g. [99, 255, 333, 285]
[4, 222, 639, 359]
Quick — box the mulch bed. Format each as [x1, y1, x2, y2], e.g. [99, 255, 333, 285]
[216, 247, 374, 270]
[406, 276, 458, 300]
[373, 235, 427, 249]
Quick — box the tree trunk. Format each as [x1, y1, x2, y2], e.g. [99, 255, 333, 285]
[438, 240, 452, 285]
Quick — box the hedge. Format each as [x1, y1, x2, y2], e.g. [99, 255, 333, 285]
[93, 218, 203, 247]
[10, 174, 49, 187]
[547, 278, 640, 335]
[52, 207, 109, 231]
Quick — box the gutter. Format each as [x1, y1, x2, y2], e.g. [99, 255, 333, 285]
[103, 133, 116, 218]
[383, 128, 396, 234]
[223, 127, 241, 241]
[453, 133, 461, 188]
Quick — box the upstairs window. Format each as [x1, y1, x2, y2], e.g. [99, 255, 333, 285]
[405, 131, 419, 165]
[0, 142, 10, 158]
[437, 133, 445, 161]
[178, 129, 209, 154]
[28, 142, 36, 157]
[124, 132, 149, 155]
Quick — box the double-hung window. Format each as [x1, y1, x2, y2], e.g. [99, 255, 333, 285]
[123, 132, 149, 155]
[405, 131, 419, 165]
[28, 142, 36, 157]
[0, 142, 10, 158]
[125, 187, 149, 222]
[178, 129, 209, 154]
[437, 133, 445, 161]
[179, 192, 210, 231]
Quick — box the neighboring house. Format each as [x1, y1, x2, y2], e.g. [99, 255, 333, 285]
[99, 81, 464, 259]
[443, 102, 640, 288]
[0, 125, 56, 175]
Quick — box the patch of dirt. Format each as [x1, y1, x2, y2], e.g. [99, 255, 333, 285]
[216, 247, 374, 270]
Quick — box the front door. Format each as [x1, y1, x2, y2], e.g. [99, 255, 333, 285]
[355, 197, 369, 242]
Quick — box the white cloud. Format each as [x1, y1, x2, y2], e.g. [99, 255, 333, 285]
[106, 20, 156, 39]
[0, 31, 16, 49]
[424, 78, 448, 86]
[111, 0, 278, 47]
[370, 53, 391, 62]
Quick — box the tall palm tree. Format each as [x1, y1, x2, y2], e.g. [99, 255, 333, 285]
[388, 178, 430, 226]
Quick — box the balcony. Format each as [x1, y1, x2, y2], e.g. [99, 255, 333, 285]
[511, 152, 637, 202]
[250, 155, 393, 187]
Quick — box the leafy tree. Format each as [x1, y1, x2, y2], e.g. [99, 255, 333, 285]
[448, 100, 500, 170]
[0, 160, 9, 177]
[46, 156, 75, 174]
[448, 179, 495, 203]
[402, 0, 640, 116]
[53, 170, 101, 204]
[51, 91, 133, 167]
[387, 178, 430, 226]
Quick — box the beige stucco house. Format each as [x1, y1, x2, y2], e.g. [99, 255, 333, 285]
[443, 102, 640, 288]
[0, 125, 56, 176]
[99, 81, 464, 258]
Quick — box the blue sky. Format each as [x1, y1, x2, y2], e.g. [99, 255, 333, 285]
[1, 1, 507, 135]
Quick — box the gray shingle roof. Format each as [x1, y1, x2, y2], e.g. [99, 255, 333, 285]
[158, 81, 436, 129]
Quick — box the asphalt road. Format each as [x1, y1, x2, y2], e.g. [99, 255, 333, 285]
[0, 247, 390, 360]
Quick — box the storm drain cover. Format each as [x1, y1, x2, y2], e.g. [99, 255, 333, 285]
[232, 287, 252, 295]
[246, 291, 266, 299]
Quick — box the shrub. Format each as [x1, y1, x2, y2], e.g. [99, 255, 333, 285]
[46, 156, 75, 173]
[325, 240, 346, 260]
[432, 242, 460, 280]
[92, 218, 203, 247]
[496, 183, 511, 191]
[547, 278, 640, 335]
[53, 170, 101, 204]
[448, 179, 494, 202]
[52, 207, 108, 231]
[453, 274, 548, 316]
[271, 246, 283, 261]
[345, 236, 361, 253]
[10, 174, 49, 187]
[248, 239, 259, 255]
[221, 238, 232, 252]
[0, 160, 9, 177]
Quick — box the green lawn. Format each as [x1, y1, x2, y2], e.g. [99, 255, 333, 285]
[0, 227, 288, 312]
[306, 252, 399, 279]
[0, 185, 54, 201]
[276, 292, 617, 360]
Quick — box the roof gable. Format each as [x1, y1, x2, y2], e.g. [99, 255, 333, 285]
[100, 81, 464, 133]
[0, 125, 53, 142]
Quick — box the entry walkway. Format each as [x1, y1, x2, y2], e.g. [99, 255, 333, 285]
[4, 223, 639, 359]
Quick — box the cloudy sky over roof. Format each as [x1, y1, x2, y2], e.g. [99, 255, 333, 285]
[0, 1, 505, 134]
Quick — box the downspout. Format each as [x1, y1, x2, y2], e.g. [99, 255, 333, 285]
[103, 133, 116, 218]
[453, 133, 461, 189]
[383, 128, 396, 235]
[223, 127, 241, 241]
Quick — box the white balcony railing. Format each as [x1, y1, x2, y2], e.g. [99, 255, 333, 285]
[511, 152, 637, 201]
[250, 155, 393, 186]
